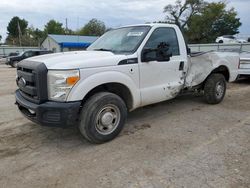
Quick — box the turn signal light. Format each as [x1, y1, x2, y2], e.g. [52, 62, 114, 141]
[66, 76, 79, 86]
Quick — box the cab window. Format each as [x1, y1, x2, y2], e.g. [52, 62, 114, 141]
[143, 27, 180, 59]
[23, 51, 35, 57]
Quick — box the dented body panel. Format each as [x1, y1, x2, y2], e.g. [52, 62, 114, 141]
[185, 52, 239, 88]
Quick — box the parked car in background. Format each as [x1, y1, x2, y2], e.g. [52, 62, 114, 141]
[1, 52, 19, 59]
[215, 35, 247, 44]
[237, 39, 248, 43]
[6, 50, 53, 68]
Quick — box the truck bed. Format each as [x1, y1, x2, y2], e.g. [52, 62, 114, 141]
[185, 51, 239, 88]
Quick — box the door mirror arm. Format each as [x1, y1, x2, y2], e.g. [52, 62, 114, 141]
[141, 48, 157, 62]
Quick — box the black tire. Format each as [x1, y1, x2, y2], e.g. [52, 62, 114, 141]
[10, 61, 18, 68]
[79, 92, 127, 144]
[204, 73, 226, 104]
[218, 40, 223, 43]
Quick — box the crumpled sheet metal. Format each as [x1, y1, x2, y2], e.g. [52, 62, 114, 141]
[185, 52, 238, 87]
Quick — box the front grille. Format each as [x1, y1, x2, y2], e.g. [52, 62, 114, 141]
[17, 67, 38, 99]
[17, 61, 48, 104]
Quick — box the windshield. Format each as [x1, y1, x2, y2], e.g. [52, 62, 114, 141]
[87, 26, 151, 54]
[19, 51, 25, 56]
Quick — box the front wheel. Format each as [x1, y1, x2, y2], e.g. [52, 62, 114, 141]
[204, 73, 226, 104]
[79, 92, 127, 144]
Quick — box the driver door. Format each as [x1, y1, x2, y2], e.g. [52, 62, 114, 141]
[139, 27, 185, 106]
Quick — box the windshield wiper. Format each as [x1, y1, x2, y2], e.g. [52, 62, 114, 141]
[93, 48, 113, 52]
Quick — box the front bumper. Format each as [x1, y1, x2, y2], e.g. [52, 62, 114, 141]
[15, 90, 81, 127]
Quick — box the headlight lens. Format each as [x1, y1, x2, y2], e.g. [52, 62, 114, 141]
[47, 70, 80, 101]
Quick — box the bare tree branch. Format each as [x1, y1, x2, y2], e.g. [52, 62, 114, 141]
[163, 0, 205, 31]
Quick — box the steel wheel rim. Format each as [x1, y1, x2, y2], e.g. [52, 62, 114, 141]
[215, 81, 225, 99]
[95, 104, 121, 135]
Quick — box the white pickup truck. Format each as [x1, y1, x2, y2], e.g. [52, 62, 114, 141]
[15, 24, 239, 143]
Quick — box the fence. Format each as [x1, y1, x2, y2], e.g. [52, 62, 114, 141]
[0, 46, 40, 57]
[1, 43, 250, 57]
[188, 43, 250, 52]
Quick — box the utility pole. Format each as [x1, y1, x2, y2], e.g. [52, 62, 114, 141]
[77, 17, 79, 42]
[65, 18, 68, 34]
[17, 21, 22, 46]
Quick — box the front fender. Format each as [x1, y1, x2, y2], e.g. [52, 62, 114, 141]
[67, 70, 141, 109]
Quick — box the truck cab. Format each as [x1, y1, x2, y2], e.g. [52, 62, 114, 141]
[15, 24, 238, 143]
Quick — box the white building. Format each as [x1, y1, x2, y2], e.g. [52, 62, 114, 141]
[41, 34, 98, 52]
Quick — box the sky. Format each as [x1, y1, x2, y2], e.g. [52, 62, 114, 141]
[0, 0, 249, 41]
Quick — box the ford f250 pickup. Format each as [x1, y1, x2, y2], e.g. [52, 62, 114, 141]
[15, 24, 239, 143]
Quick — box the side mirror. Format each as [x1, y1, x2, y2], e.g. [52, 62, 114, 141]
[141, 42, 172, 62]
[156, 42, 172, 62]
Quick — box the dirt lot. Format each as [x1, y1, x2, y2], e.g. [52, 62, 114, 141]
[0, 64, 249, 188]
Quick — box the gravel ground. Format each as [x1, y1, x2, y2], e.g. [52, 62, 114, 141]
[0, 64, 249, 188]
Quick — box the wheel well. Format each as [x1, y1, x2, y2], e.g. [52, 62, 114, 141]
[211, 66, 230, 81]
[81, 83, 133, 110]
[200, 66, 230, 90]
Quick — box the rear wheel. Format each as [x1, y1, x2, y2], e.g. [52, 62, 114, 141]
[79, 92, 127, 144]
[204, 73, 226, 104]
[218, 40, 223, 43]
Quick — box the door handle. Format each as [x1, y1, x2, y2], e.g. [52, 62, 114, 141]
[179, 61, 184, 71]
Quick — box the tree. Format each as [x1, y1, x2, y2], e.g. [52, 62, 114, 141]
[32, 28, 46, 46]
[163, 0, 206, 31]
[186, 2, 241, 43]
[44, 20, 65, 34]
[25, 26, 46, 46]
[7, 16, 28, 38]
[79, 19, 106, 36]
[28, 27, 46, 41]
[0, 35, 2, 43]
[6, 17, 28, 45]
[162, 1, 241, 43]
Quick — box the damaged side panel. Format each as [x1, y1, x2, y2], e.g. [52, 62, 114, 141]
[140, 82, 183, 106]
[185, 52, 239, 88]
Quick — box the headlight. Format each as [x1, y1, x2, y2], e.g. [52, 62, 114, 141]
[47, 70, 80, 101]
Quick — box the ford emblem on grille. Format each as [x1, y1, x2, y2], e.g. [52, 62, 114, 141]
[18, 77, 26, 88]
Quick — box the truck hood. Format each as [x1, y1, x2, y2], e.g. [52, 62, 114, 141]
[27, 51, 128, 69]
